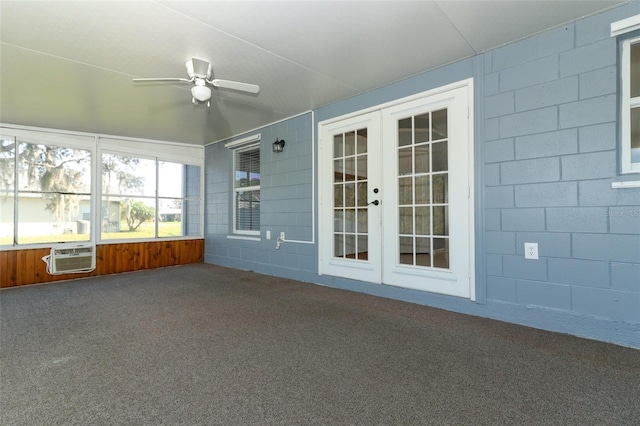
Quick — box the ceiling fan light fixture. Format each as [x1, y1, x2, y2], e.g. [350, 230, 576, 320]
[191, 85, 212, 102]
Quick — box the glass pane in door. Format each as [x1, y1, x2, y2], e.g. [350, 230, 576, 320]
[396, 109, 450, 269]
[333, 128, 369, 261]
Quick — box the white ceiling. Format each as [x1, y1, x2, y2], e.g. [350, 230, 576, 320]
[0, 1, 629, 145]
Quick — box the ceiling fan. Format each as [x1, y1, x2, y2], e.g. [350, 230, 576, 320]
[133, 58, 259, 107]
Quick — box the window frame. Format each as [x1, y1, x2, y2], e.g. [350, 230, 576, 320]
[612, 15, 640, 174]
[621, 34, 640, 173]
[231, 142, 261, 236]
[0, 125, 204, 250]
[98, 150, 158, 242]
[0, 129, 95, 248]
[97, 148, 203, 243]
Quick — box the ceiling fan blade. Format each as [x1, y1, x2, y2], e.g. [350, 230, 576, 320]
[133, 77, 192, 83]
[209, 79, 260, 94]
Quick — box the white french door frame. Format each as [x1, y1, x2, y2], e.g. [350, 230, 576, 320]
[318, 111, 382, 283]
[318, 79, 475, 300]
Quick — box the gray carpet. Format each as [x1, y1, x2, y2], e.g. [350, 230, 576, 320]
[1, 264, 639, 425]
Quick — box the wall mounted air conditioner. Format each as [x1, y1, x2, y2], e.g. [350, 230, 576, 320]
[43, 243, 96, 275]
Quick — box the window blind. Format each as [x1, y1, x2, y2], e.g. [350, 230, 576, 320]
[233, 144, 260, 232]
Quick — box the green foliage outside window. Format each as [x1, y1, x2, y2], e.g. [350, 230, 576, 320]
[123, 201, 155, 231]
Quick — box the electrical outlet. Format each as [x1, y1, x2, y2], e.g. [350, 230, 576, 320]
[266, 230, 271, 240]
[524, 242, 538, 260]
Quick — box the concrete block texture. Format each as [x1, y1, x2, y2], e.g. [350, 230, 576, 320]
[499, 55, 559, 92]
[492, 37, 538, 71]
[546, 207, 608, 233]
[484, 72, 499, 96]
[503, 256, 548, 281]
[560, 38, 616, 77]
[579, 67, 616, 99]
[485, 186, 514, 208]
[485, 117, 500, 140]
[516, 279, 572, 310]
[484, 138, 514, 163]
[575, 3, 639, 46]
[607, 207, 640, 234]
[573, 234, 640, 263]
[484, 163, 500, 186]
[485, 92, 515, 118]
[485, 209, 501, 231]
[486, 253, 503, 276]
[548, 258, 610, 288]
[501, 157, 559, 185]
[561, 151, 617, 181]
[501, 208, 546, 231]
[572, 287, 640, 323]
[499, 107, 558, 138]
[486, 231, 516, 254]
[617, 188, 640, 206]
[515, 77, 578, 112]
[515, 182, 578, 207]
[611, 263, 640, 292]
[578, 123, 616, 153]
[578, 179, 618, 206]
[486, 276, 516, 302]
[537, 24, 575, 57]
[559, 94, 616, 129]
[515, 129, 578, 160]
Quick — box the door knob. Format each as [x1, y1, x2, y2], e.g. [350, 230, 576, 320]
[368, 200, 379, 206]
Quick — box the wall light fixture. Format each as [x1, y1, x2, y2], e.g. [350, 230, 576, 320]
[272, 138, 285, 153]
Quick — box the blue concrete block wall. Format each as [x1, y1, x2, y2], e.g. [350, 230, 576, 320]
[204, 113, 317, 281]
[482, 4, 639, 344]
[205, 3, 639, 348]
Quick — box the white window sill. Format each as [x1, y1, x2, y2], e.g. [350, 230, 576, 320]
[227, 235, 261, 241]
[612, 181, 640, 189]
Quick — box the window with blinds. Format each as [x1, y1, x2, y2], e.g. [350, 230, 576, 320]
[233, 144, 260, 234]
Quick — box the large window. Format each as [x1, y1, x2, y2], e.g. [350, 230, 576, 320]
[0, 133, 92, 245]
[0, 127, 203, 248]
[233, 144, 260, 234]
[620, 32, 640, 173]
[101, 154, 202, 241]
[101, 153, 156, 239]
[0, 138, 16, 245]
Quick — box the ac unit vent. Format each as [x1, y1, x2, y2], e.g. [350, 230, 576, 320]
[47, 244, 96, 274]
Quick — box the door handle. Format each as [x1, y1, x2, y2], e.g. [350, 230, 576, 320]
[368, 200, 379, 206]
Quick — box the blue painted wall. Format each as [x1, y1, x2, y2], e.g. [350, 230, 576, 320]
[205, 112, 317, 279]
[205, 3, 640, 349]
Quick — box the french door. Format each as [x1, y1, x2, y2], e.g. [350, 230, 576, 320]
[319, 83, 473, 298]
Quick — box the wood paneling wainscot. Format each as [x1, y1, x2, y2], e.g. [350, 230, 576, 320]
[0, 239, 204, 288]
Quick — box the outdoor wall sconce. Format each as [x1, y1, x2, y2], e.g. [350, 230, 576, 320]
[272, 138, 285, 153]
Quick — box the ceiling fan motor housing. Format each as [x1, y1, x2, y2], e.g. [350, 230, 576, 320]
[186, 58, 212, 80]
